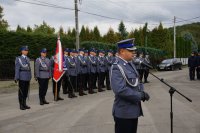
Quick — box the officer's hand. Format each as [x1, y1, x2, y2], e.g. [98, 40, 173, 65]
[141, 91, 150, 102]
[35, 78, 38, 81]
[14, 80, 18, 84]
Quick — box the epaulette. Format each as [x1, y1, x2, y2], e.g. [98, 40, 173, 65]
[113, 60, 119, 65]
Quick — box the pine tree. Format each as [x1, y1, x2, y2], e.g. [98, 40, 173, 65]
[27, 25, 32, 32]
[0, 6, 9, 31]
[93, 26, 101, 41]
[59, 26, 65, 36]
[118, 21, 128, 39]
[80, 25, 86, 41]
[16, 25, 26, 32]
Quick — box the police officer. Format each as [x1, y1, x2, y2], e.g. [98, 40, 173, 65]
[143, 53, 151, 83]
[77, 49, 87, 96]
[50, 53, 64, 101]
[110, 39, 150, 133]
[134, 52, 145, 83]
[188, 51, 197, 80]
[65, 49, 78, 98]
[105, 50, 115, 90]
[97, 50, 106, 92]
[84, 50, 89, 91]
[88, 48, 97, 94]
[62, 48, 70, 94]
[35, 48, 51, 105]
[14, 46, 32, 110]
[196, 51, 200, 80]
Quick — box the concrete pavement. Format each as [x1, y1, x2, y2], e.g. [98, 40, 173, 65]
[0, 68, 200, 133]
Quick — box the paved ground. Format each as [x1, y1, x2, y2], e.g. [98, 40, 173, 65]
[0, 68, 200, 133]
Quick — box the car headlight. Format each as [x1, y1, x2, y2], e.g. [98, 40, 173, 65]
[166, 64, 170, 67]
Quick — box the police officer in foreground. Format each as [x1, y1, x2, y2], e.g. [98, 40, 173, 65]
[35, 48, 51, 105]
[14, 46, 32, 110]
[110, 39, 150, 133]
[188, 51, 197, 80]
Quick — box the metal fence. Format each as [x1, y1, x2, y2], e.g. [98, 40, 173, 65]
[0, 59, 15, 81]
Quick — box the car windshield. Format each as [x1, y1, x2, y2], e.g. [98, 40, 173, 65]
[161, 59, 172, 64]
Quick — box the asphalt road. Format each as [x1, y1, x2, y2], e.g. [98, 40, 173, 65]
[0, 68, 200, 133]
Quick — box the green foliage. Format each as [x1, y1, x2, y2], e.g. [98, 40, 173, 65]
[103, 27, 119, 44]
[118, 21, 128, 39]
[81, 41, 115, 50]
[33, 21, 55, 35]
[0, 6, 9, 31]
[0, 31, 75, 59]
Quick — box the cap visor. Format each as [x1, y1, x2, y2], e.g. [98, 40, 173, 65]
[126, 47, 137, 51]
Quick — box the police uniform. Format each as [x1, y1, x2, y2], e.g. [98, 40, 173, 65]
[14, 46, 32, 110]
[65, 50, 78, 98]
[50, 55, 64, 101]
[62, 48, 70, 94]
[105, 50, 115, 90]
[84, 50, 89, 91]
[77, 49, 87, 96]
[134, 52, 144, 82]
[188, 52, 197, 80]
[110, 39, 150, 133]
[143, 53, 151, 83]
[35, 48, 51, 105]
[97, 50, 106, 92]
[88, 48, 98, 94]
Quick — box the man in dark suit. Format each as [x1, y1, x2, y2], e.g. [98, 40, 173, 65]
[188, 51, 197, 80]
[110, 38, 150, 133]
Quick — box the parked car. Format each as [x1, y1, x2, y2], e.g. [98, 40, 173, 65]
[157, 58, 182, 71]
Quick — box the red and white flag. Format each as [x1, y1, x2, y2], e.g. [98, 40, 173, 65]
[53, 37, 64, 82]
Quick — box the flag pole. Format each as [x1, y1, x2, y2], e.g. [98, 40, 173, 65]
[55, 82, 58, 101]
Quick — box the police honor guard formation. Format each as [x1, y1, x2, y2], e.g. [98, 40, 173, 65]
[14, 44, 127, 110]
[110, 39, 150, 133]
[35, 48, 51, 105]
[14, 46, 32, 110]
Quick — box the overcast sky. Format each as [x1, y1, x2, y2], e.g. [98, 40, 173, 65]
[1, 0, 200, 35]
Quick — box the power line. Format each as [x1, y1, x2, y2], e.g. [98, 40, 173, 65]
[176, 16, 200, 23]
[14, 0, 199, 27]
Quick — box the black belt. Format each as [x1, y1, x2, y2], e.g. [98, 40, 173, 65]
[20, 70, 30, 71]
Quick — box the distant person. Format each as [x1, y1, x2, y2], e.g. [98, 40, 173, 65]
[196, 51, 200, 80]
[188, 51, 197, 80]
[143, 53, 151, 83]
[35, 48, 51, 105]
[14, 46, 32, 110]
[110, 39, 150, 133]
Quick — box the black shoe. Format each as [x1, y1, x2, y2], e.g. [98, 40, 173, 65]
[57, 97, 64, 100]
[23, 100, 31, 109]
[24, 105, 31, 109]
[20, 105, 26, 110]
[43, 99, 49, 104]
[83, 92, 87, 95]
[107, 88, 111, 90]
[40, 101, 44, 105]
[72, 94, 77, 98]
[98, 89, 105, 92]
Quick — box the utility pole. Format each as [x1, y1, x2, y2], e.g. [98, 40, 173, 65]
[174, 16, 176, 58]
[74, 0, 80, 50]
[145, 23, 148, 53]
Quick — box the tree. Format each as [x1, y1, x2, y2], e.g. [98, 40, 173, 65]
[16, 25, 26, 32]
[27, 25, 32, 32]
[93, 26, 101, 41]
[34, 21, 55, 34]
[59, 26, 65, 36]
[118, 21, 128, 39]
[67, 28, 72, 36]
[0, 6, 9, 31]
[80, 25, 86, 41]
[103, 27, 117, 44]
